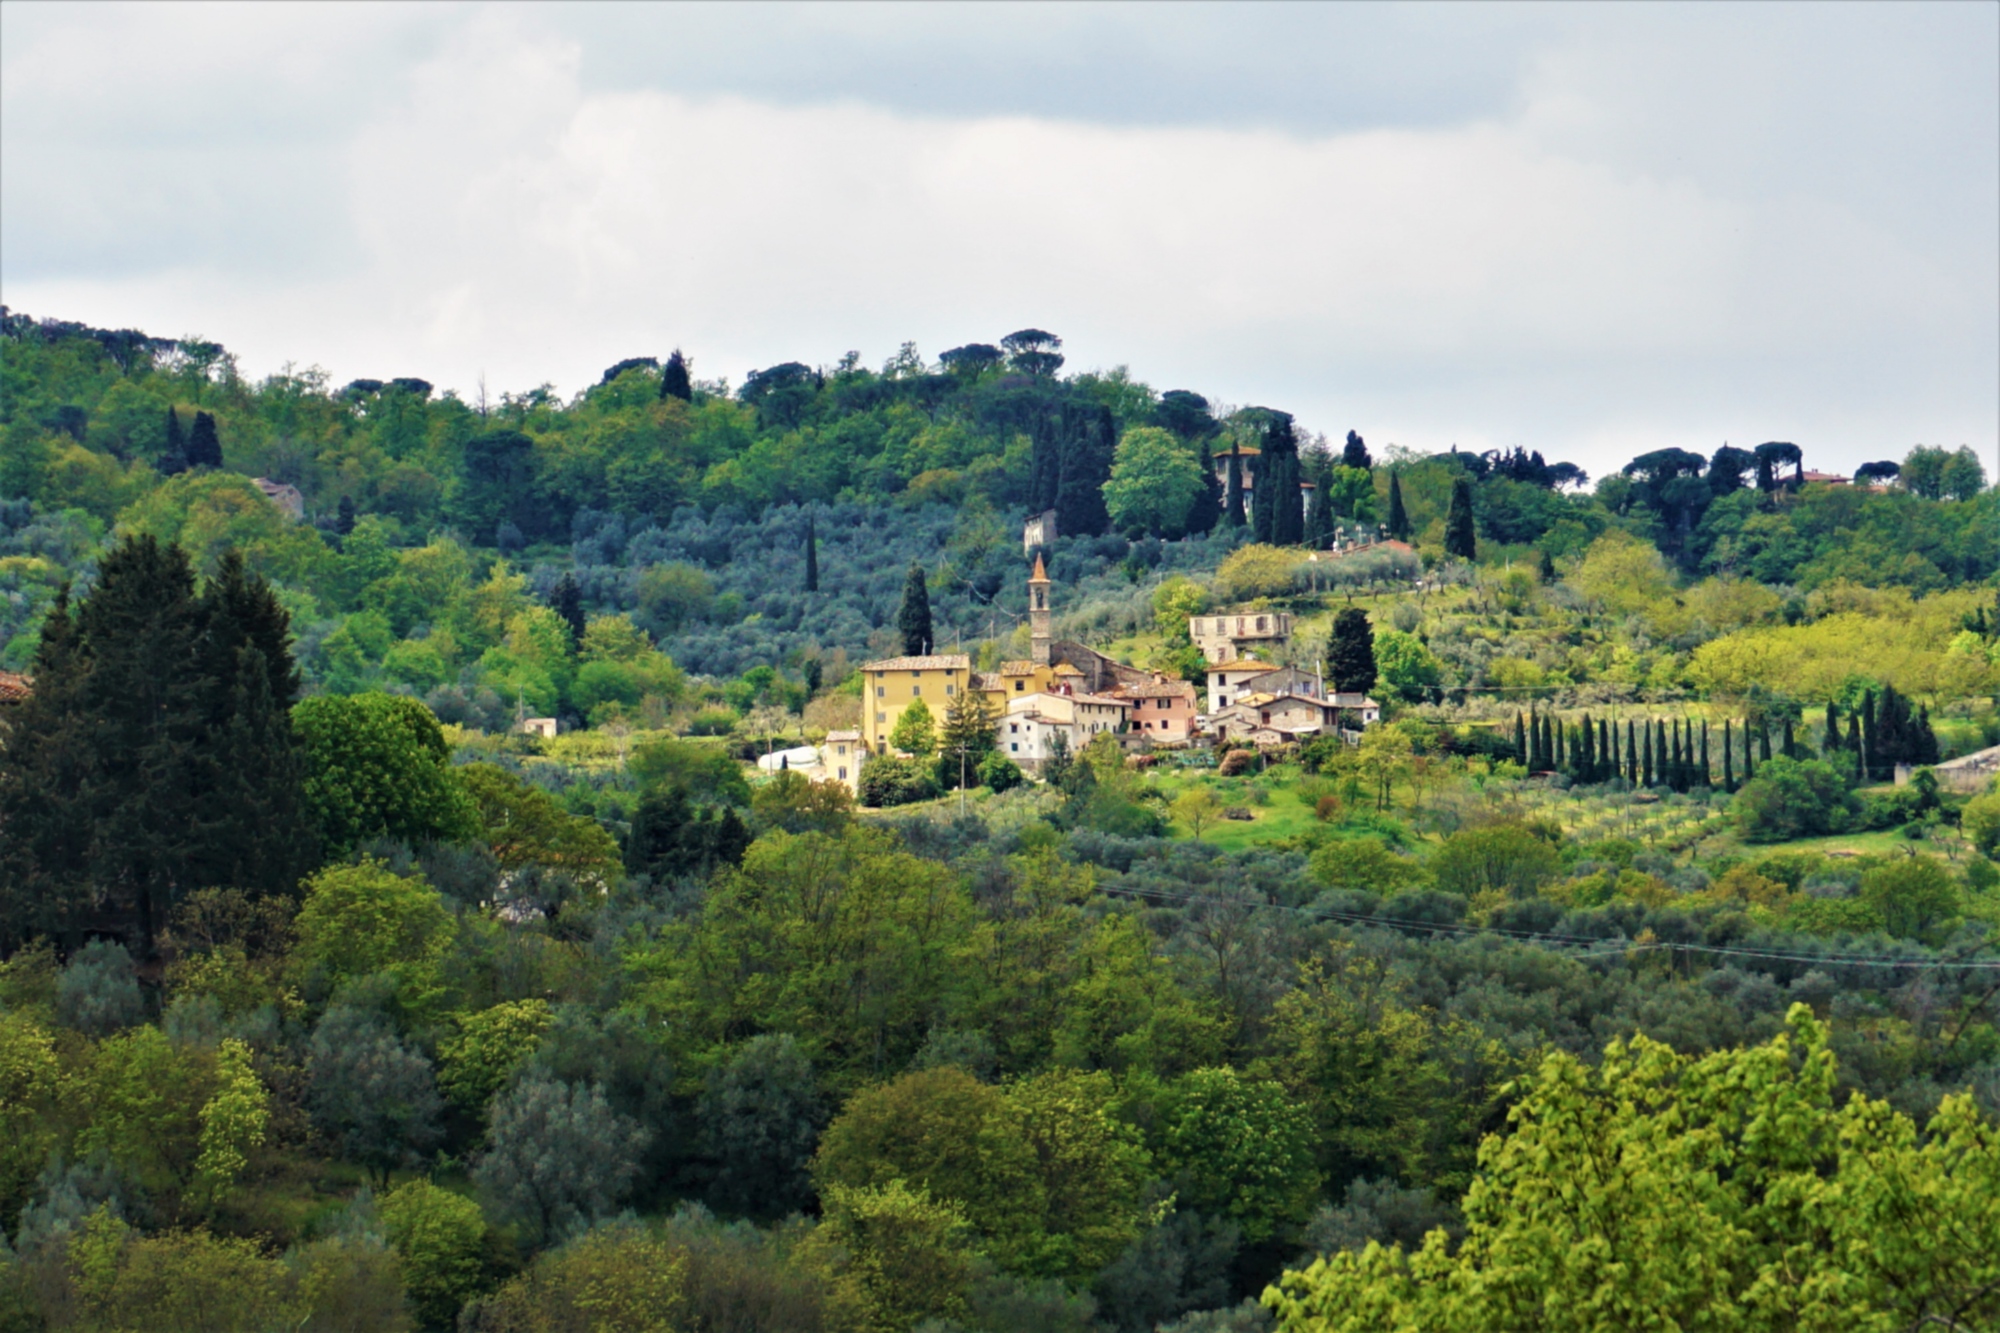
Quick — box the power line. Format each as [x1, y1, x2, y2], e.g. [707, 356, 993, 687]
[1099, 881, 2000, 971]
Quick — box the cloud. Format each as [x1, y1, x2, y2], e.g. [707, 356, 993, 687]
[3, 3, 1992, 478]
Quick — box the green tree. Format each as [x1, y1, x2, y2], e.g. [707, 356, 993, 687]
[896, 563, 934, 656]
[380, 1179, 489, 1330]
[1429, 823, 1559, 899]
[294, 860, 455, 1001]
[0, 1012, 62, 1232]
[1443, 476, 1476, 560]
[473, 1075, 649, 1248]
[890, 698, 938, 757]
[188, 1038, 269, 1213]
[307, 1006, 445, 1187]
[1104, 427, 1204, 537]
[700, 1033, 828, 1221]
[294, 693, 479, 854]
[1266, 1007, 2000, 1333]
[457, 763, 620, 883]
[1372, 630, 1442, 702]
[1385, 471, 1411, 540]
[1172, 787, 1224, 839]
[466, 1222, 686, 1333]
[1152, 1066, 1319, 1243]
[1859, 856, 1960, 942]
[438, 1000, 554, 1112]
[1328, 608, 1377, 695]
[1732, 755, 1850, 842]
[801, 1180, 975, 1333]
[937, 688, 995, 790]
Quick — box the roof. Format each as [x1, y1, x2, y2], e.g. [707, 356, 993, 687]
[1053, 663, 1086, 676]
[1068, 693, 1130, 708]
[824, 730, 861, 741]
[862, 655, 972, 672]
[1113, 681, 1196, 699]
[970, 672, 1001, 691]
[0, 671, 30, 704]
[1207, 661, 1280, 677]
[1030, 553, 1049, 581]
[996, 660, 1043, 675]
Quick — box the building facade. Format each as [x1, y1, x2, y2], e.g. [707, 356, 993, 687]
[1204, 659, 1280, 714]
[1113, 679, 1198, 742]
[1190, 610, 1293, 663]
[859, 654, 974, 756]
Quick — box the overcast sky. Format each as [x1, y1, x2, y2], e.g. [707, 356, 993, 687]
[3, 1, 1994, 479]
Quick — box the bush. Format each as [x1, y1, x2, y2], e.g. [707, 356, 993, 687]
[1218, 750, 1256, 777]
[1963, 791, 2000, 857]
[1732, 756, 1852, 842]
[977, 750, 1025, 794]
[857, 756, 941, 808]
[55, 940, 144, 1037]
[380, 1179, 489, 1330]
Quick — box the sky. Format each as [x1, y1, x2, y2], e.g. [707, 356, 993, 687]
[2, 1, 1995, 480]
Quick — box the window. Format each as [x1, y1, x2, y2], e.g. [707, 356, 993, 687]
[876, 685, 885, 698]
[1010, 742, 1018, 752]
[876, 712, 885, 723]
[837, 767, 847, 780]
[910, 670, 921, 678]
[1010, 723, 1018, 734]
[945, 684, 955, 696]
[1014, 680, 1024, 691]
[1257, 616, 1268, 631]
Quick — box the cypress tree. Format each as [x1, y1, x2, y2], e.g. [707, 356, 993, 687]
[1304, 453, 1335, 549]
[1252, 411, 1304, 546]
[1054, 402, 1114, 538]
[1599, 718, 1612, 783]
[896, 563, 933, 657]
[1721, 721, 1735, 792]
[1224, 443, 1246, 528]
[1913, 705, 1939, 766]
[0, 588, 96, 949]
[1625, 719, 1638, 783]
[1781, 717, 1796, 760]
[549, 573, 587, 650]
[1670, 721, 1684, 791]
[1386, 471, 1411, 541]
[1641, 722, 1654, 787]
[186, 411, 223, 469]
[804, 511, 819, 593]
[1758, 721, 1773, 765]
[1822, 702, 1840, 759]
[659, 348, 693, 402]
[1443, 476, 1477, 560]
[1743, 720, 1756, 782]
[1858, 690, 1876, 780]
[1578, 714, 1594, 780]
[1845, 713, 1862, 775]
[1341, 430, 1371, 471]
[1187, 438, 1224, 536]
[336, 494, 357, 537]
[1699, 722, 1710, 788]
[1329, 608, 1377, 694]
[160, 406, 189, 475]
[1514, 712, 1527, 765]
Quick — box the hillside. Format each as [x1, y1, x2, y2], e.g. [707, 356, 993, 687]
[2, 310, 1999, 1331]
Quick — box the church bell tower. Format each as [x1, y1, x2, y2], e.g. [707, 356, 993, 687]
[1029, 553, 1052, 665]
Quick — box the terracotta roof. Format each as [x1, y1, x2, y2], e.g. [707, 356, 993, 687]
[1113, 682, 1196, 699]
[0, 672, 30, 704]
[1207, 661, 1280, 677]
[1030, 553, 1049, 581]
[862, 655, 972, 672]
[1053, 663, 1086, 676]
[971, 672, 1001, 691]
[997, 660, 1042, 675]
[1069, 693, 1130, 708]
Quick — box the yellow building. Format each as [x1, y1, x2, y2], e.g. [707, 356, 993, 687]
[976, 659, 1062, 710]
[859, 654, 974, 756]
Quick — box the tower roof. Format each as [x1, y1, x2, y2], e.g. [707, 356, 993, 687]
[1030, 553, 1049, 582]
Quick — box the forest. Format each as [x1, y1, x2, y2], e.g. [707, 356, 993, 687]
[1, 308, 1998, 1332]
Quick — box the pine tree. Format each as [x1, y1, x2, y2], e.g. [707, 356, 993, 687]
[1386, 471, 1411, 541]
[186, 411, 223, 469]
[160, 406, 189, 476]
[896, 563, 933, 656]
[336, 494, 357, 537]
[1224, 444, 1246, 528]
[660, 349, 693, 402]
[803, 512, 820, 593]
[549, 573, 587, 651]
[1537, 548, 1556, 582]
[1443, 476, 1477, 560]
[938, 689, 997, 791]
[1329, 608, 1377, 694]
[1342, 430, 1371, 471]
[1187, 438, 1224, 536]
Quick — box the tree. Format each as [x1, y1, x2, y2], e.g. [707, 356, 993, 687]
[474, 1074, 649, 1248]
[455, 431, 539, 545]
[1732, 755, 1850, 842]
[458, 762, 621, 882]
[1173, 787, 1224, 839]
[467, 1221, 687, 1332]
[937, 688, 996, 790]
[160, 405, 189, 474]
[307, 1006, 445, 1187]
[1442, 477, 1476, 560]
[1373, 631, 1442, 703]
[1224, 444, 1247, 528]
[626, 785, 752, 879]
[1852, 459, 1900, 485]
[1253, 412, 1304, 546]
[1753, 440, 1802, 492]
[802, 1180, 976, 1332]
[1429, 823, 1559, 898]
[1266, 1007, 2000, 1333]
[1900, 445, 1951, 498]
[1328, 608, 1377, 694]
[1941, 445, 1987, 500]
[1707, 444, 1755, 494]
[1385, 471, 1410, 541]
[1186, 436, 1224, 536]
[890, 698, 938, 757]
[1860, 856, 1960, 942]
[940, 343, 1004, 378]
[293, 859, 455, 1000]
[381, 1179, 489, 1330]
[896, 563, 933, 656]
[1103, 427, 1204, 537]
[548, 574, 586, 652]
[752, 770, 855, 835]
[186, 411, 223, 468]
[55, 939, 144, 1036]
[1001, 329, 1064, 377]
[804, 510, 819, 592]
[437, 999, 554, 1112]
[1153, 1067, 1319, 1243]
[659, 348, 693, 402]
[701, 1033, 827, 1220]
[1304, 452, 1336, 549]
[293, 693, 479, 854]
[1341, 431, 1371, 471]
[1055, 401, 1115, 538]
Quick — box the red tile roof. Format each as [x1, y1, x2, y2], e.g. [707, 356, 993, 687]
[0, 672, 30, 705]
[861, 655, 972, 672]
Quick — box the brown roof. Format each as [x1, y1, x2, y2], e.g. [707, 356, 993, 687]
[1113, 681, 1195, 699]
[1030, 553, 1049, 581]
[970, 672, 1002, 691]
[862, 655, 972, 672]
[1207, 661, 1280, 677]
[0, 672, 30, 705]
[997, 660, 1042, 675]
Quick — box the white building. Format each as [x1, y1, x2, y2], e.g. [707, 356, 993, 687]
[822, 730, 863, 793]
[998, 691, 1130, 773]
[1205, 659, 1281, 714]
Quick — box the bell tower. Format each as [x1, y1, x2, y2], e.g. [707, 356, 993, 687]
[1029, 553, 1052, 665]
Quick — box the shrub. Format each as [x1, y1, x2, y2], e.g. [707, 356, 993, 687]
[380, 1179, 489, 1330]
[857, 756, 940, 808]
[1732, 756, 1852, 842]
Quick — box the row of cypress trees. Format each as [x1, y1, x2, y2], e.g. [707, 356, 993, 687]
[0, 537, 317, 956]
[1512, 696, 1941, 792]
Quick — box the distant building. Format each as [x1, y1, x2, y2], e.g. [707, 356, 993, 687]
[1112, 678, 1198, 743]
[515, 717, 558, 739]
[1210, 689, 1380, 745]
[1210, 447, 1316, 526]
[859, 654, 974, 756]
[1798, 470, 1852, 486]
[1000, 690, 1130, 772]
[1204, 659, 1281, 714]
[822, 730, 863, 792]
[756, 745, 823, 773]
[1190, 609, 1293, 663]
[251, 477, 305, 520]
[1022, 509, 1057, 554]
